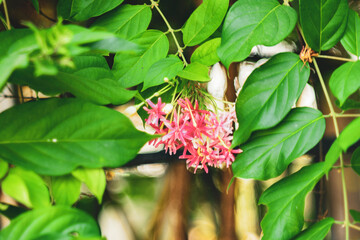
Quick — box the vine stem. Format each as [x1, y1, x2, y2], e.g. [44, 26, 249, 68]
[150, 0, 188, 66]
[350, 224, 360, 231]
[313, 58, 350, 239]
[316, 55, 356, 62]
[324, 113, 360, 118]
[2, 0, 11, 30]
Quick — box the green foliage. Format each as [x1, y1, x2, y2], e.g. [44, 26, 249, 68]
[341, 9, 360, 58]
[52, 175, 81, 206]
[218, 0, 297, 68]
[338, 117, 360, 152]
[92, 4, 152, 40]
[0, 206, 101, 239]
[1, 167, 51, 208]
[299, 0, 348, 52]
[232, 52, 310, 146]
[259, 162, 326, 240]
[232, 108, 325, 180]
[57, 0, 124, 22]
[182, 0, 228, 46]
[293, 218, 334, 240]
[0, 98, 154, 175]
[190, 38, 221, 66]
[113, 30, 169, 87]
[350, 209, 360, 223]
[329, 61, 360, 107]
[143, 55, 183, 91]
[178, 62, 210, 82]
[72, 168, 106, 204]
[0, 158, 8, 179]
[351, 147, 360, 175]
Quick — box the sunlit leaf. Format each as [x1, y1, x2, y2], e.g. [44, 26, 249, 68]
[52, 175, 81, 206]
[218, 0, 297, 68]
[351, 147, 360, 175]
[142, 55, 183, 91]
[293, 218, 334, 240]
[0, 206, 100, 239]
[259, 162, 325, 240]
[177, 62, 210, 82]
[233, 108, 325, 180]
[57, 0, 124, 22]
[329, 61, 360, 107]
[113, 30, 169, 88]
[341, 9, 360, 58]
[232, 53, 310, 146]
[72, 168, 106, 204]
[338, 117, 360, 152]
[183, 0, 228, 46]
[299, 0, 348, 52]
[1, 167, 50, 208]
[92, 4, 152, 40]
[0, 98, 154, 175]
[0, 158, 8, 179]
[190, 38, 221, 66]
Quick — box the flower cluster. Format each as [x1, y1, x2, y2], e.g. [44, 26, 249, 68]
[144, 97, 242, 173]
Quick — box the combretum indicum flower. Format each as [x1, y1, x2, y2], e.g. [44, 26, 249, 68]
[144, 97, 242, 173]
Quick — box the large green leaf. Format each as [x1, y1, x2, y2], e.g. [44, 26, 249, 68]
[1, 167, 50, 209]
[0, 158, 8, 179]
[177, 62, 210, 82]
[0, 98, 154, 175]
[190, 38, 221, 66]
[142, 55, 183, 91]
[259, 162, 325, 240]
[92, 4, 152, 40]
[329, 61, 360, 107]
[351, 147, 360, 175]
[182, 0, 228, 46]
[57, 0, 124, 22]
[299, 0, 348, 52]
[293, 218, 334, 240]
[217, 0, 297, 68]
[350, 209, 360, 223]
[0, 206, 100, 239]
[232, 108, 325, 180]
[72, 168, 106, 204]
[113, 30, 169, 88]
[52, 175, 81, 206]
[341, 9, 360, 58]
[338, 117, 360, 152]
[232, 53, 310, 147]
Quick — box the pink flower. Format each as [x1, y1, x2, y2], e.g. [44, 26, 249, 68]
[143, 97, 242, 173]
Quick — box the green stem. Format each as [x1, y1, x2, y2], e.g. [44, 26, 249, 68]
[324, 113, 360, 118]
[313, 58, 350, 240]
[150, 0, 188, 66]
[350, 224, 360, 231]
[2, 0, 10, 30]
[332, 164, 354, 169]
[316, 55, 356, 62]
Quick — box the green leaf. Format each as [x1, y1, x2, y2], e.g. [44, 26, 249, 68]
[351, 147, 360, 175]
[113, 30, 169, 88]
[293, 218, 334, 240]
[341, 9, 360, 58]
[52, 175, 81, 206]
[259, 162, 325, 240]
[72, 168, 106, 204]
[1, 167, 50, 208]
[177, 62, 210, 82]
[0, 206, 100, 239]
[92, 4, 152, 40]
[338, 117, 360, 152]
[190, 38, 221, 66]
[299, 0, 348, 52]
[142, 55, 183, 91]
[329, 61, 360, 107]
[183, 0, 228, 46]
[57, 0, 124, 22]
[0, 158, 9, 179]
[337, 98, 360, 111]
[232, 52, 310, 146]
[0, 98, 154, 175]
[30, 0, 39, 12]
[323, 139, 342, 172]
[218, 0, 297, 68]
[232, 108, 325, 180]
[350, 209, 360, 223]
